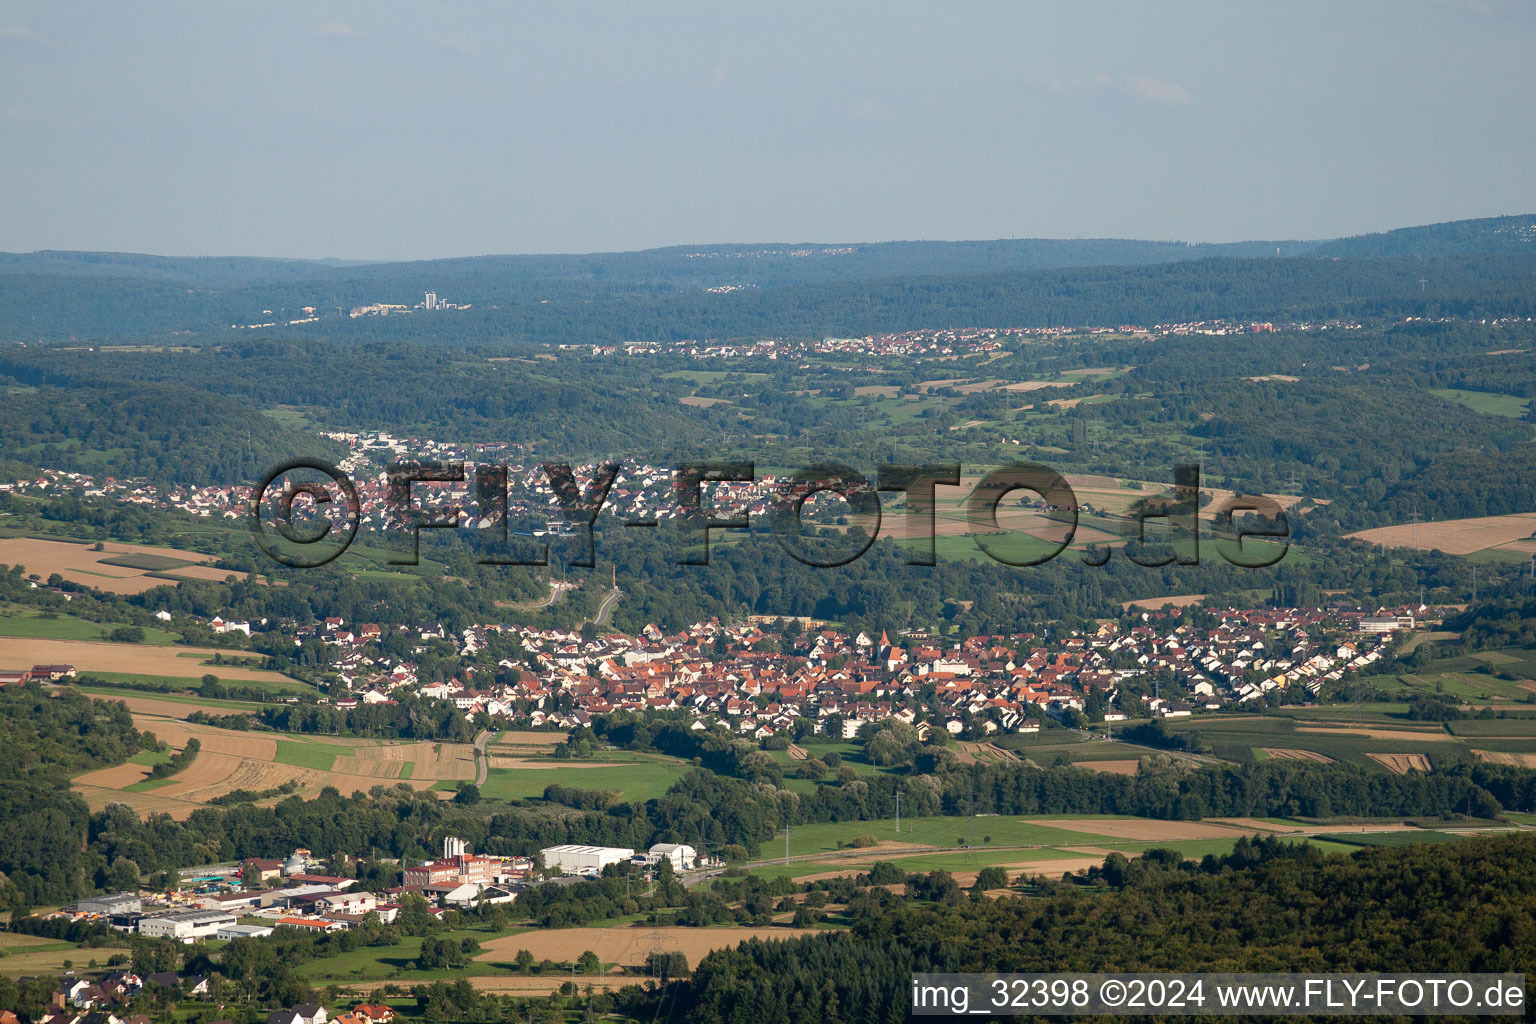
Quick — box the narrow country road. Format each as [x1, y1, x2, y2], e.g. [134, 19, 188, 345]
[473, 729, 491, 786]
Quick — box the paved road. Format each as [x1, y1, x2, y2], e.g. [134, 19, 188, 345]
[592, 587, 621, 626]
[472, 730, 491, 786]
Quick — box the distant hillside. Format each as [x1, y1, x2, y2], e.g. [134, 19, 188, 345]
[0, 237, 1315, 293]
[1312, 214, 1536, 259]
[2, 216, 1533, 343]
[0, 251, 377, 287]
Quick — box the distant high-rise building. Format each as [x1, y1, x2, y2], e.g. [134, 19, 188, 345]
[424, 290, 438, 310]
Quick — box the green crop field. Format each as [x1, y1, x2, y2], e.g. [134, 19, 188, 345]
[1314, 830, 1472, 848]
[1429, 388, 1532, 419]
[294, 926, 505, 984]
[123, 777, 177, 793]
[1447, 718, 1536, 737]
[763, 815, 1152, 861]
[0, 606, 179, 645]
[274, 740, 349, 771]
[71, 685, 278, 712]
[473, 758, 692, 803]
[96, 552, 197, 571]
[1160, 713, 1464, 767]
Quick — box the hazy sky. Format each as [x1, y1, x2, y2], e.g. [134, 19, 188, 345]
[2, 1, 1532, 259]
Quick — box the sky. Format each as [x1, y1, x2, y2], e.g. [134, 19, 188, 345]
[1, 1, 1533, 260]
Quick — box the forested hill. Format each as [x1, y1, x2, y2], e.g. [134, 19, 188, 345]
[676, 832, 1536, 1024]
[4, 252, 1536, 345]
[0, 379, 340, 485]
[0, 236, 1316, 291]
[1311, 213, 1536, 259]
[1, 214, 1532, 343]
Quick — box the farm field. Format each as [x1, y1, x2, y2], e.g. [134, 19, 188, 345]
[473, 925, 818, 975]
[0, 536, 244, 594]
[763, 814, 1272, 865]
[1156, 711, 1505, 768]
[994, 729, 1177, 764]
[71, 707, 480, 818]
[471, 753, 692, 803]
[1346, 512, 1536, 557]
[771, 740, 896, 774]
[1366, 752, 1433, 773]
[744, 824, 1489, 886]
[0, 636, 302, 685]
[1429, 388, 1532, 419]
[295, 928, 503, 985]
[0, 605, 180, 645]
[1260, 748, 1334, 763]
[0, 931, 132, 978]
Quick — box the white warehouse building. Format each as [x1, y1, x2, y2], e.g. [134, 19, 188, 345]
[138, 910, 237, 942]
[540, 844, 634, 875]
[646, 844, 698, 871]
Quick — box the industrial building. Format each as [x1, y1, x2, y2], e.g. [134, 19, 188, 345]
[402, 838, 500, 888]
[539, 844, 635, 875]
[646, 844, 698, 871]
[74, 892, 142, 916]
[137, 910, 237, 942]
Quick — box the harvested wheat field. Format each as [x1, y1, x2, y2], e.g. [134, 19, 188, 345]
[1031, 818, 1254, 841]
[72, 710, 475, 817]
[0, 537, 244, 594]
[1367, 753, 1433, 774]
[954, 742, 1018, 764]
[1074, 760, 1142, 775]
[1347, 513, 1536, 556]
[0, 636, 296, 683]
[1122, 594, 1207, 612]
[1262, 748, 1335, 763]
[1297, 726, 1453, 742]
[1008, 856, 1128, 879]
[476, 926, 817, 969]
[1473, 750, 1536, 768]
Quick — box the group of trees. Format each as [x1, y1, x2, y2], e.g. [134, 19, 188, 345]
[0, 685, 153, 908]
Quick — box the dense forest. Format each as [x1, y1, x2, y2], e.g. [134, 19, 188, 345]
[0, 685, 151, 907]
[0, 379, 339, 485]
[674, 831, 1536, 1023]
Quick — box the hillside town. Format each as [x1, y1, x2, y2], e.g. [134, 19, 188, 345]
[294, 605, 1419, 738]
